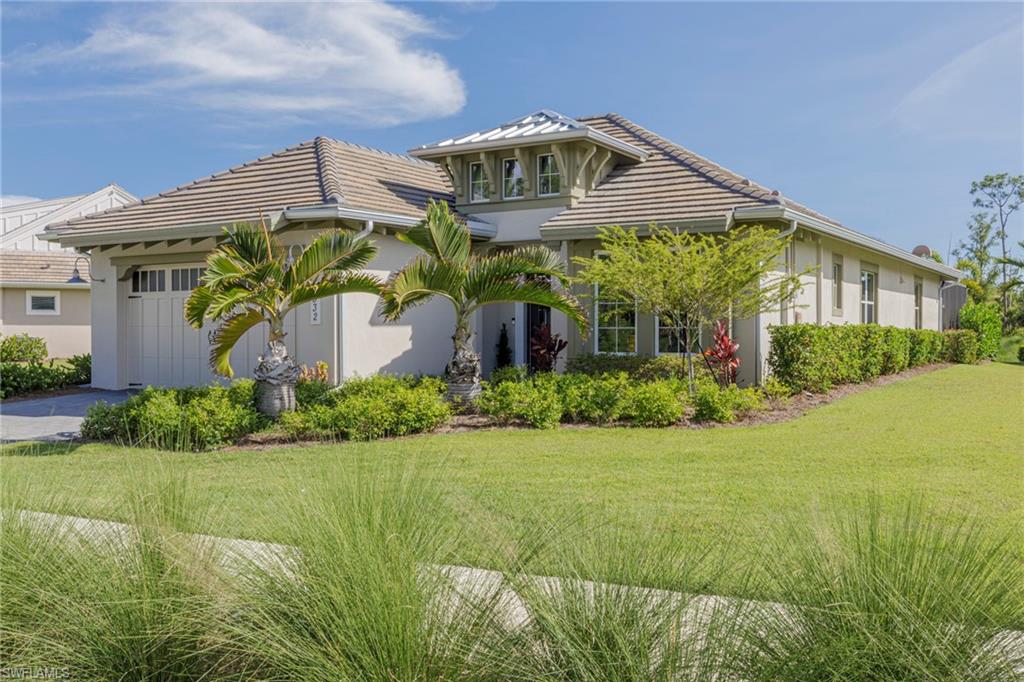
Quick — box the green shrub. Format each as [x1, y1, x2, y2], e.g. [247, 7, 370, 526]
[943, 329, 979, 364]
[0, 333, 47, 363]
[908, 329, 944, 367]
[477, 379, 562, 429]
[488, 365, 530, 386]
[566, 353, 648, 377]
[692, 384, 764, 423]
[295, 377, 332, 407]
[283, 375, 450, 441]
[631, 354, 690, 382]
[1018, 344, 1024, 363]
[65, 354, 92, 385]
[79, 382, 264, 451]
[769, 323, 953, 392]
[959, 301, 1001, 360]
[0, 361, 71, 399]
[761, 375, 792, 402]
[621, 381, 684, 427]
[557, 372, 629, 424]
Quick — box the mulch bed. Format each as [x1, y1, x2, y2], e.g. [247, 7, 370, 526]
[227, 363, 955, 451]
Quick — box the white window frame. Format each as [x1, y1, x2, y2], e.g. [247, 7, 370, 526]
[591, 251, 637, 355]
[26, 290, 60, 316]
[501, 157, 524, 200]
[537, 153, 561, 197]
[860, 267, 878, 324]
[468, 161, 487, 203]
[654, 314, 702, 355]
[913, 277, 923, 330]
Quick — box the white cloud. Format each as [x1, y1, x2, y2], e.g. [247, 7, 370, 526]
[19, 2, 466, 126]
[1, 195, 42, 207]
[890, 23, 1023, 141]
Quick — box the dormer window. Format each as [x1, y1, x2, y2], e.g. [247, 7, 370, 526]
[537, 154, 561, 196]
[502, 158, 524, 199]
[469, 162, 487, 203]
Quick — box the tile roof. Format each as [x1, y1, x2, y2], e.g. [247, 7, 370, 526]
[542, 113, 843, 230]
[46, 138, 452, 236]
[415, 110, 587, 151]
[0, 251, 83, 285]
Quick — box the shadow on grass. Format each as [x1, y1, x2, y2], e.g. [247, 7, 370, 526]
[0, 440, 87, 458]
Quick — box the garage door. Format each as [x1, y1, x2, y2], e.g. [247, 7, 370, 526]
[126, 265, 271, 387]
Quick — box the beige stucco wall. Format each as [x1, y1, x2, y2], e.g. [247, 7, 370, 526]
[0, 286, 91, 358]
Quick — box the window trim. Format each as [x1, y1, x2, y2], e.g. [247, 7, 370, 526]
[468, 161, 488, 203]
[913, 276, 923, 330]
[501, 157, 525, 200]
[654, 314, 702, 356]
[860, 265, 878, 324]
[25, 290, 60, 316]
[831, 255, 844, 316]
[592, 251, 637, 355]
[536, 153, 561, 197]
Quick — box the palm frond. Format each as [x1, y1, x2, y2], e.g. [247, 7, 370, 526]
[201, 252, 251, 289]
[184, 286, 214, 328]
[469, 279, 589, 333]
[376, 256, 460, 321]
[209, 309, 266, 378]
[288, 273, 382, 310]
[206, 287, 263, 321]
[396, 200, 470, 265]
[283, 232, 378, 290]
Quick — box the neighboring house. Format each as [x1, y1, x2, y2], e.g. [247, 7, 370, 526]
[1, 185, 137, 357]
[39, 112, 961, 389]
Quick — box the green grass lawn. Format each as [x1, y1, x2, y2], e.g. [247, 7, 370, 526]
[3, 362, 1022, 594]
[998, 332, 1023, 364]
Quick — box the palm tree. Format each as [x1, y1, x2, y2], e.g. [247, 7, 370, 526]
[377, 200, 587, 400]
[185, 218, 380, 416]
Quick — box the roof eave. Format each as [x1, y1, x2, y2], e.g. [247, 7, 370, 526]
[410, 128, 648, 162]
[733, 206, 963, 279]
[539, 216, 730, 240]
[0, 280, 91, 290]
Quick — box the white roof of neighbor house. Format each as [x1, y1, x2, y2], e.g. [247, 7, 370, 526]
[410, 110, 648, 161]
[1, 184, 137, 252]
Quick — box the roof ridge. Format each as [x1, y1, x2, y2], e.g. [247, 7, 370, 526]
[324, 137, 438, 167]
[1, 192, 88, 214]
[314, 137, 345, 204]
[47, 139, 320, 231]
[594, 113, 779, 205]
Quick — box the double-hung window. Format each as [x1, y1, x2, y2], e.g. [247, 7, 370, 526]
[537, 154, 561, 196]
[913, 277, 923, 329]
[502, 158, 524, 199]
[469, 162, 487, 203]
[860, 268, 877, 324]
[593, 254, 636, 354]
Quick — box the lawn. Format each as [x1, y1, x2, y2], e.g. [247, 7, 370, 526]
[3, 362, 1022, 594]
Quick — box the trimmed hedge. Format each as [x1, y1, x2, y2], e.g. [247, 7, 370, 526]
[565, 353, 707, 382]
[942, 329, 979, 365]
[959, 301, 1001, 360]
[768, 324, 964, 392]
[280, 375, 450, 441]
[81, 381, 264, 451]
[0, 354, 92, 399]
[0, 334, 47, 363]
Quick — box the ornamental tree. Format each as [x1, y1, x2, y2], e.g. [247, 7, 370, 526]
[573, 224, 809, 391]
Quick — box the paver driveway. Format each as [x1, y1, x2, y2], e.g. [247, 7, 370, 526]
[0, 390, 131, 442]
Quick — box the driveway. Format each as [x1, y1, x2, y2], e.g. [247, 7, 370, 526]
[0, 390, 132, 442]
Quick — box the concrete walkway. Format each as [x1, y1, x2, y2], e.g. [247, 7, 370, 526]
[0, 390, 131, 442]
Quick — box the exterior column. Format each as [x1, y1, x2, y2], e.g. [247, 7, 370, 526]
[88, 252, 127, 390]
[551, 240, 570, 372]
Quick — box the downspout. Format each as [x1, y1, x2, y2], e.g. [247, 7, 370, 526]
[758, 218, 799, 384]
[332, 219, 375, 384]
[815, 235, 823, 325]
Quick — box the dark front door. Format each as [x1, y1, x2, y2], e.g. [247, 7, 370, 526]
[526, 304, 551, 371]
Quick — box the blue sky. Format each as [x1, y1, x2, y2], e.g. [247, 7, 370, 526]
[2, 1, 1021, 256]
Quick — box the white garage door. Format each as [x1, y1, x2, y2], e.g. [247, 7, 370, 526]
[126, 265, 271, 387]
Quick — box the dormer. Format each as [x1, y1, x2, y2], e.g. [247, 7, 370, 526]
[409, 110, 647, 211]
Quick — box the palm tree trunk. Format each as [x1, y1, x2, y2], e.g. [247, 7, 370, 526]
[253, 320, 300, 417]
[445, 309, 481, 402]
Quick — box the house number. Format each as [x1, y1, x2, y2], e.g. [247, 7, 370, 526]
[310, 299, 322, 325]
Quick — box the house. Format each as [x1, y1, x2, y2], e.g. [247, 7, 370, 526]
[39, 112, 961, 389]
[1, 185, 137, 358]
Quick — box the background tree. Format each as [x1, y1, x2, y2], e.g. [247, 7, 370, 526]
[953, 213, 999, 304]
[970, 173, 1024, 329]
[186, 219, 380, 417]
[573, 224, 809, 391]
[377, 201, 587, 401]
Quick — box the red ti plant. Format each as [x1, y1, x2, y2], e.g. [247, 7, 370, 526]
[530, 323, 568, 372]
[704, 320, 740, 386]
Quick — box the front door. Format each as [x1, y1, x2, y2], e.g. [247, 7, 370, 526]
[526, 303, 551, 371]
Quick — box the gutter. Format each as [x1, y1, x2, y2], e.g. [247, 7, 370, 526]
[0, 280, 90, 290]
[733, 206, 962, 279]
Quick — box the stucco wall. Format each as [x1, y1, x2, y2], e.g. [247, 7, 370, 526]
[0, 286, 91, 357]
